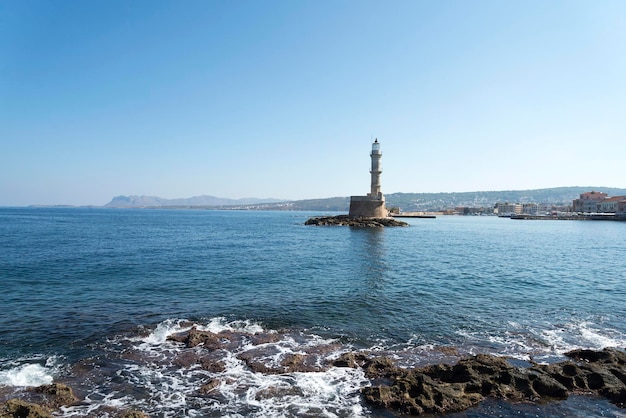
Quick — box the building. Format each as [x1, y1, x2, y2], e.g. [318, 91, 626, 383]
[572, 191, 608, 213]
[599, 196, 626, 213]
[522, 203, 539, 215]
[349, 139, 388, 218]
[618, 200, 626, 215]
[494, 202, 522, 216]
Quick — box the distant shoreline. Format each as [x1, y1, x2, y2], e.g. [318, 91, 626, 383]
[511, 213, 626, 221]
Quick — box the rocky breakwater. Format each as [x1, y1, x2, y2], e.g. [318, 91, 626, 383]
[305, 215, 409, 227]
[343, 348, 626, 415]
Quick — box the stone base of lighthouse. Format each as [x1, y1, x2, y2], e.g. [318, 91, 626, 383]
[349, 196, 388, 218]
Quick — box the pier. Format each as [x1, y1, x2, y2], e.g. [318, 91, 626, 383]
[510, 213, 626, 221]
[392, 213, 437, 219]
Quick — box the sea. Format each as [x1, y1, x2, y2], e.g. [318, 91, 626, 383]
[0, 207, 625, 417]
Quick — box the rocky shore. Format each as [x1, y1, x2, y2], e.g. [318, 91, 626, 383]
[349, 348, 626, 415]
[3, 327, 624, 417]
[0, 383, 148, 418]
[305, 215, 409, 227]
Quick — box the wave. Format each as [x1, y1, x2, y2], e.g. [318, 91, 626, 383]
[539, 320, 626, 355]
[0, 355, 61, 387]
[61, 317, 367, 417]
[456, 318, 626, 363]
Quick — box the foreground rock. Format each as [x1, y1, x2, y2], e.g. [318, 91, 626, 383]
[33, 383, 78, 409]
[1, 383, 150, 418]
[0, 399, 51, 418]
[168, 327, 335, 374]
[0, 383, 78, 418]
[305, 215, 409, 227]
[340, 348, 626, 415]
[167, 327, 625, 415]
[4, 347, 623, 417]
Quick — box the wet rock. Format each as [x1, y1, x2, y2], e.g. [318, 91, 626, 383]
[305, 215, 409, 227]
[436, 346, 460, 356]
[198, 377, 237, 396]
[0, 399, 51, 418]
[120, 410, 150, 418]
[172, 350, 226, 373]
[248, 333, 280, 345]
[279, 353, 307, 372]
[354, 349, 626, 415]
[167, 327, 229, 349]
[541, 348, 626, 407]
[168, 327, 278, 351]
[332, 352, 370, 369]
[32, 383, 78, 409]
[363, 357, 398, 380]
[237, 351, 323, 374]
[566, 348, 626, 364]
[1, 384, 78, 418]
[199, 379, 221, 394]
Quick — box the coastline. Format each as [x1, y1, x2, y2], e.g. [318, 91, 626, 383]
[510, 213, 626, 221]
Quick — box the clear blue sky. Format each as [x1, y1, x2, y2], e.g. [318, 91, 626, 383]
[1, 1, 625, 206]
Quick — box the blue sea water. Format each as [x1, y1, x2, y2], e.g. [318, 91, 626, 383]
[1, 208, 625, 417]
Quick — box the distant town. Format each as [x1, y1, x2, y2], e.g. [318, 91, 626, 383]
[389, 190, 624, 222]
[99, 187, 626, 219]
[448, 190, 626, 218]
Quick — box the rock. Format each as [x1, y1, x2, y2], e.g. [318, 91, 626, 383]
[172, 350, 226, 372]
[331, 352, 370, 368]
[565, 347, 626, 365]
[543, 348, 626, 407]
[0, 399, 51, 418]
[167, 327, 228, 349]
[199, 379, 221, 394]
[363, 357, 398, 380]
[348, 349, 626, 415]
[120, 410, 150, 418]
[32, 383, 78, 409]
[0, 384, 78, 418]
[305, 215, 409, 227]
[237, 352, 322, 374]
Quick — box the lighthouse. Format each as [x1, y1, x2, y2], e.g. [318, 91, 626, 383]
[369, 139, 382, 199]
[348, 139, 388, 218]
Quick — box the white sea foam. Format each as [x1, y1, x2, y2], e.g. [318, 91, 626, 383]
[211, 351, 369, 417]
[139, 318, 193, 345]
[578, 321, 626, 348]
[197, 317, 267, 335]
[136, 317, 268, 349]
[0, 362, 54, 387]
[456, 319, 626, 363]
[540, 320, 626, 355]
[62, 392, 137, 417]
[85, 318, 371, 417]
[100, 349, 369, 417]
[0, 355, 62, 387]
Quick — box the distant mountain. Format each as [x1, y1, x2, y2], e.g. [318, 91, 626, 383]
[276, 197, 350, 212]
[104, 195, 285, 208]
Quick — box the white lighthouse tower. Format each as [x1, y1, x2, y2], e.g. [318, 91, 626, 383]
[369, 139, 382, 199]
[349, 139, 387, 218]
